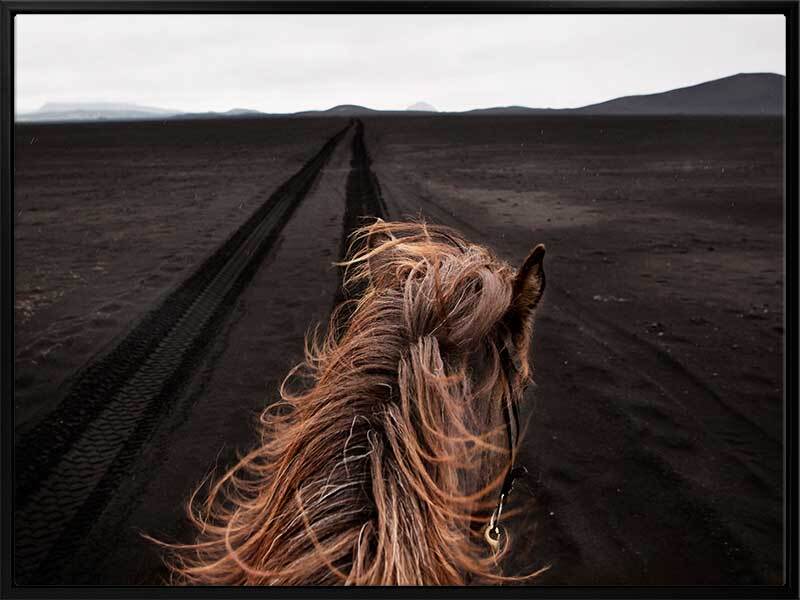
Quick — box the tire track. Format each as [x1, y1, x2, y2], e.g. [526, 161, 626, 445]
[544, 281, 783, 524]
[380, 176, 779, 463]
[549, 284, 782, 452]
[371, 166, 776, 581]
[14, 123, 350, 584]
[332, 119, 387, 328]
[543, 285, 781, 580]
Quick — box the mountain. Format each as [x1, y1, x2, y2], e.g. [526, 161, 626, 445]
[326, 104, 376, 114]
[224, 108, 261, 116]
[464, 106, 559, 115]
[465, 73, 784, 116]
[16, 102, 267, 123]
[293, 104, 381, 117]
[169, 108, 264, 120]
[406, 101, 438, 112]
[38, 102, 178, 114]
[16, 73, 784, 123]
[17, 102, 183, 122]
[575, 73, 784, 116]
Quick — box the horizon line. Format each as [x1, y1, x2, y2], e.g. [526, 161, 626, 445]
[15, 71, 786, 118]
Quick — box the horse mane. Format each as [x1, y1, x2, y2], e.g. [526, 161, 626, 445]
[152, 219, 543, 585]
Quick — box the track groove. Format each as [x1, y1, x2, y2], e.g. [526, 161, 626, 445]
[549, 284, 782, 452]
[370, 161, 777, 582]
[14, 123, 350, 584]
[333, 120, 387, 327]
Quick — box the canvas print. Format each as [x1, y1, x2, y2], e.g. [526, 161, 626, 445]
[12, 13, 786, 586]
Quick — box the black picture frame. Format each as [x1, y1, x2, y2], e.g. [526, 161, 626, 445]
[1, 3, 796, 599]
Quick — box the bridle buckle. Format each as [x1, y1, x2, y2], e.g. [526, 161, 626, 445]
[484, 466, 528, 551]
[484, 521, 502, 550]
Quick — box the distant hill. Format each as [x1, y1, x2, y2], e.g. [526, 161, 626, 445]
[464, 106, 560, 115]
[575, 73, 784, 116]
[292, 104, 437, 118]
[465, 73, 784, 116]
[16, 73, 784, 123]
[169, 108, 264, 120]
[294, 104, 380, 117]
[406, 101, 438, 112]
[225, 108, 262, 116]
[17, 103, 267, 123]
[38, 101, 179, 114]
[327, 104, 376, 114]
[17, 102, 183, 122]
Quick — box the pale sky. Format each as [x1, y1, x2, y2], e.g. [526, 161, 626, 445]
[15, 14, 786, 114]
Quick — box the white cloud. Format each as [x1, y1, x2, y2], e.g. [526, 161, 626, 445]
[15, 13, 786, 114]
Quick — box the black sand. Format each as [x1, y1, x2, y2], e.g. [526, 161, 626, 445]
[14, 114, 783, 585]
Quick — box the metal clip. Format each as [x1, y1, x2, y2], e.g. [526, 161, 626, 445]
[484, 493, 507, 551]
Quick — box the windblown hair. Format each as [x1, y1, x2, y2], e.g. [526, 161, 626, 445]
[152, 220, 547, 585]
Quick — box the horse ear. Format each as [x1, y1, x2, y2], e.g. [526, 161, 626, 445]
[509, 243, 546, 324]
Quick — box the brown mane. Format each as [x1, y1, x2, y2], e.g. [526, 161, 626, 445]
[151, 219, 547, 585]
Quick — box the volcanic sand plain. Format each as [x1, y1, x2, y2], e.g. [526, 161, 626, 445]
[14, 114, 784, 585]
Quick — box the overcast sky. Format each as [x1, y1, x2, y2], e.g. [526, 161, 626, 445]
[15, 14, 785, 114]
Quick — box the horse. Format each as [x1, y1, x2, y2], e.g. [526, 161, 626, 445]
[152, 219, 547, 585]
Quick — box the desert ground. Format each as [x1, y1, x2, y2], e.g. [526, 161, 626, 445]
[14, 114, 783, 585]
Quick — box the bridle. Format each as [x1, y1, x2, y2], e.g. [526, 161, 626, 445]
[483, 338, 528, 551]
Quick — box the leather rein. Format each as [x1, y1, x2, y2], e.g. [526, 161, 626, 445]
[483, 338, 528, 551]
